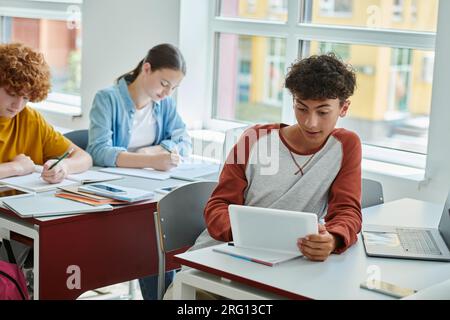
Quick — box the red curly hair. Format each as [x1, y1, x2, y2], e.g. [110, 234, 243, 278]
[0, 43, 51, 102]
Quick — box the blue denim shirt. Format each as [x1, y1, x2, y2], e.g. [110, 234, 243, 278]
[87, 78, 192, 167]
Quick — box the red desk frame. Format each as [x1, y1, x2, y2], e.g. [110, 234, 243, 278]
[0, 201, 180, 300]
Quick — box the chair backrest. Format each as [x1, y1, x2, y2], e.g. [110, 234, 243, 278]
[154, 181, 217, 299]
[362, 178, 384, 209]
[156, 181, 217, 253]
[63, 129, 89, 150]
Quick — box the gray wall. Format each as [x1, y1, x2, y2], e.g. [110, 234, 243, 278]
[178, 0, 210, 129]
[44, 0, 181, 129]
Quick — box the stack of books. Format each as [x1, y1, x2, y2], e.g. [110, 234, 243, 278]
[57, 183, 155, 206]
[56, 186, 128, 206]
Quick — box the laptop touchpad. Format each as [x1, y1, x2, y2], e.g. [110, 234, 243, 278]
[363, 231, 401, 247]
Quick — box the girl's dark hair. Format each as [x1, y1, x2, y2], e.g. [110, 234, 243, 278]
[285, 53, 356, 104]
[117, 43, 186, 83]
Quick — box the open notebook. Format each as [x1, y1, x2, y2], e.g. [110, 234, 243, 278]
[0, 167, 123, 193]
[212, 243, 301, 267]
[100, 158, 220, 181]
[2, 195, 113, 218]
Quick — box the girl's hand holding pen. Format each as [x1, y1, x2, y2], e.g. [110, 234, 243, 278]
[145, 145, 180, 171]
[41, 149, 73, 183]
[41, 160, 69, 183]
[169, 148, 181, 166]
[148, 150, 180, 171]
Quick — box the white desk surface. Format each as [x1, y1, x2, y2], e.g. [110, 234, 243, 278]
[175, 198, 450, 300]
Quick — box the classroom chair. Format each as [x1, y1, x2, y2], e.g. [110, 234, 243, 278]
[153, 181, 217, 300]
[63, 129, 89, 150]
[362, 178, 384, 209]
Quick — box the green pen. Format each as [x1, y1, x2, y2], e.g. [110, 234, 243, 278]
[160, 144, 173, 153]
[48, 148, 74, 170]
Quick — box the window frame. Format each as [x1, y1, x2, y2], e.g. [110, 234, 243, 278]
[206, 0, 440, 169]
[0, 0, 83, 116]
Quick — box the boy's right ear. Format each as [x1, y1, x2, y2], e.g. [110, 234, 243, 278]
[339, 100, 351, 117]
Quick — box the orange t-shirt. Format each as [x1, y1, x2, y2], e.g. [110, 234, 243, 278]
[0, 107, 71, 164]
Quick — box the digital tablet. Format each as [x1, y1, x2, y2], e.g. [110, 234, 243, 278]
[0, 185, 34, 200]
[228, 205, 318, 255]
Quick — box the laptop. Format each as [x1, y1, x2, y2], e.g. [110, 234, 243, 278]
[228, 205, 318, 254]
[362, 193, 450, 262]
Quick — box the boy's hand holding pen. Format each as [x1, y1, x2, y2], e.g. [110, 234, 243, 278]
[41, 148, 74, 184]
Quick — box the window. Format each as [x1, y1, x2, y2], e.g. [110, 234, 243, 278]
[308, 0, 438, 32]
[219, 0, 288, 22]
[209, 0, 440, 166]
[0, 0, 82, 114]
[318, 42, 350, 60]
[410, 0, 418, 22]
[319, 0, 352, 17]
[422, 53, 435, 83]
[389, 48, 411, 114]
[392, 0, 403, 22]
[214, 34, 285, 123]
[307, 42, 432, 154]
[246, 0, 257, 14]
[269, 0, 288, 15]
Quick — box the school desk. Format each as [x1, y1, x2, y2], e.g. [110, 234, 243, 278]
[0, 175, 188, 299]
[172, 199, 450, 300]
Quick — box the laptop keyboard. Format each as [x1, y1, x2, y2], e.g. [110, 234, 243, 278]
[397, 229, 442, 255]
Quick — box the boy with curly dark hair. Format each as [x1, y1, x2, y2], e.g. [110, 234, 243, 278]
[163, 53, 361, 300]
[0, 43, 92, 182]
[195, 53, 361, 261]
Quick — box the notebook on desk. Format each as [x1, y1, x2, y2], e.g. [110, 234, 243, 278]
[0, 168, 123, 193]
[212, 243, 300, 267]
[0, 172, 79, 193]
[362, 190, 450, 262]
[212, 205, 318, 266]
[66, 170, 123, 184]
[99, 158, 220, 181]
[169, 160, 220, 181]
[2, 195, 113, 218]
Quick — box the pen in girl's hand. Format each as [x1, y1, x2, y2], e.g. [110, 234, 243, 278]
[48, 148, 74, 170]
[160, 144, 173, 153]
